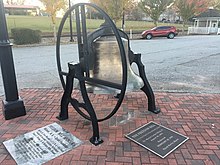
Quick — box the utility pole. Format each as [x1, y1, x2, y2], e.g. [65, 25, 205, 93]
[0, 0, 26, 120]
[122, 9, 125, 31]
[69, 0, 74, 42]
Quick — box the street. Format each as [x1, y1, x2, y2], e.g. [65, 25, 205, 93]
[131, 35, 220, 93]
[0, 35, 220, 95]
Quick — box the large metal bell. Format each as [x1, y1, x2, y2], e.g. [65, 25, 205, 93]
[85, 35, 144, 94]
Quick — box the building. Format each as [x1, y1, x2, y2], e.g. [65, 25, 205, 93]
[188, 8, 220, 35]
[4, 4, 40, 16]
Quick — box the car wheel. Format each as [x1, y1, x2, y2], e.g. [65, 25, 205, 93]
[146, 34, 152, 40]
[168, 33, 175, 39]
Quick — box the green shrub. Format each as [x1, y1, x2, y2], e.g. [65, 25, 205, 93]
[11, 28, 41, 45]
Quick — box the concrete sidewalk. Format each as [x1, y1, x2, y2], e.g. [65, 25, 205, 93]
[0, 88, 219, 164]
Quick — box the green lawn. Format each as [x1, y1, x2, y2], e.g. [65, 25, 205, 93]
[6, 15, 187, 35]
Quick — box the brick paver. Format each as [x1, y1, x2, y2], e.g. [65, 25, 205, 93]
[0, 88, 220, 165]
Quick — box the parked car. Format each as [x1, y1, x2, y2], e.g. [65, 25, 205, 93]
[141, 26, 178, 39]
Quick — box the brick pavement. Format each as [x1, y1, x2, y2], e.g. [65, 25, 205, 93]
[0, 88, 220, 165]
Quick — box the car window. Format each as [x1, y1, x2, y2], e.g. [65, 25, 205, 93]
[161, 26, 170, 30]
[151, 27, 157, 30]
[156, 27, 164, 30]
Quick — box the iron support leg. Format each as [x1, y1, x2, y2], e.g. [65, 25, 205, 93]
[57, 65, 75, 120]
[133, 54, 160, 114]
[58, 63, 103, 145]
[74, 64, 103, 145]
[80, 80, 103, 145]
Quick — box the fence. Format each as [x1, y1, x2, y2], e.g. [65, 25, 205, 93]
[188, 27, 220, 35]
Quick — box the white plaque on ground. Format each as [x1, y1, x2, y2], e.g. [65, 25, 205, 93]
[3, 123, 83, 165]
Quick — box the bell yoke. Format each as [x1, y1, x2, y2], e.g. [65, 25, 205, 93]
[56, 3, 160, 146]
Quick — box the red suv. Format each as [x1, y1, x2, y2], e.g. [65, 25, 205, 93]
[141, 26, 178, 39]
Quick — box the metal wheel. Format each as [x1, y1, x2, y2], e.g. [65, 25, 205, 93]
[56, 3, 127, 122]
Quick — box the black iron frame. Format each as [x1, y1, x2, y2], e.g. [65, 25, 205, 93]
[56, 3, 127, 145]
[56, 3, 160, 145]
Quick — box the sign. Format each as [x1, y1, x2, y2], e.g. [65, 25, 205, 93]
[125, 122, 189, 158]
[3, 123, 83, 165]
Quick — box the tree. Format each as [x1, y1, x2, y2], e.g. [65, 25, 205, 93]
[39, 0, 66, 42]
[210, 0, 220, 10]
[139, 0, 174, 26]
[174, 0, 209, 33]
[90, 0, 136, 26]
[129, 4, 145, 21]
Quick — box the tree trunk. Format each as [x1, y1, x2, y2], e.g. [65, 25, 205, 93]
[182, 21, 186, 34]
[53, 24, 56, 43]
[153, 20, 157, 26]
[51, 14, 56, 43]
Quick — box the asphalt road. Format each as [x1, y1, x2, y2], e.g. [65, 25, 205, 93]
[0, 35, 219, 96]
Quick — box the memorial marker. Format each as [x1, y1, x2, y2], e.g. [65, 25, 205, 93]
[125, 121, 189, 158]
[3, 123, 83, 165]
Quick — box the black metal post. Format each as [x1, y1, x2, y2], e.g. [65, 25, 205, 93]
[69, 0, 74, 42]
[0, 0, 26, 120]
[122, 8, 125, 31]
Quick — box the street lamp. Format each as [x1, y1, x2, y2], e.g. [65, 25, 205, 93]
[69, 0, 74, 42]
[0, 0, 26, 120]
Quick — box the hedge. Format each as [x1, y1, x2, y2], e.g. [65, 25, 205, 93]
[11, 28, 41, 45]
